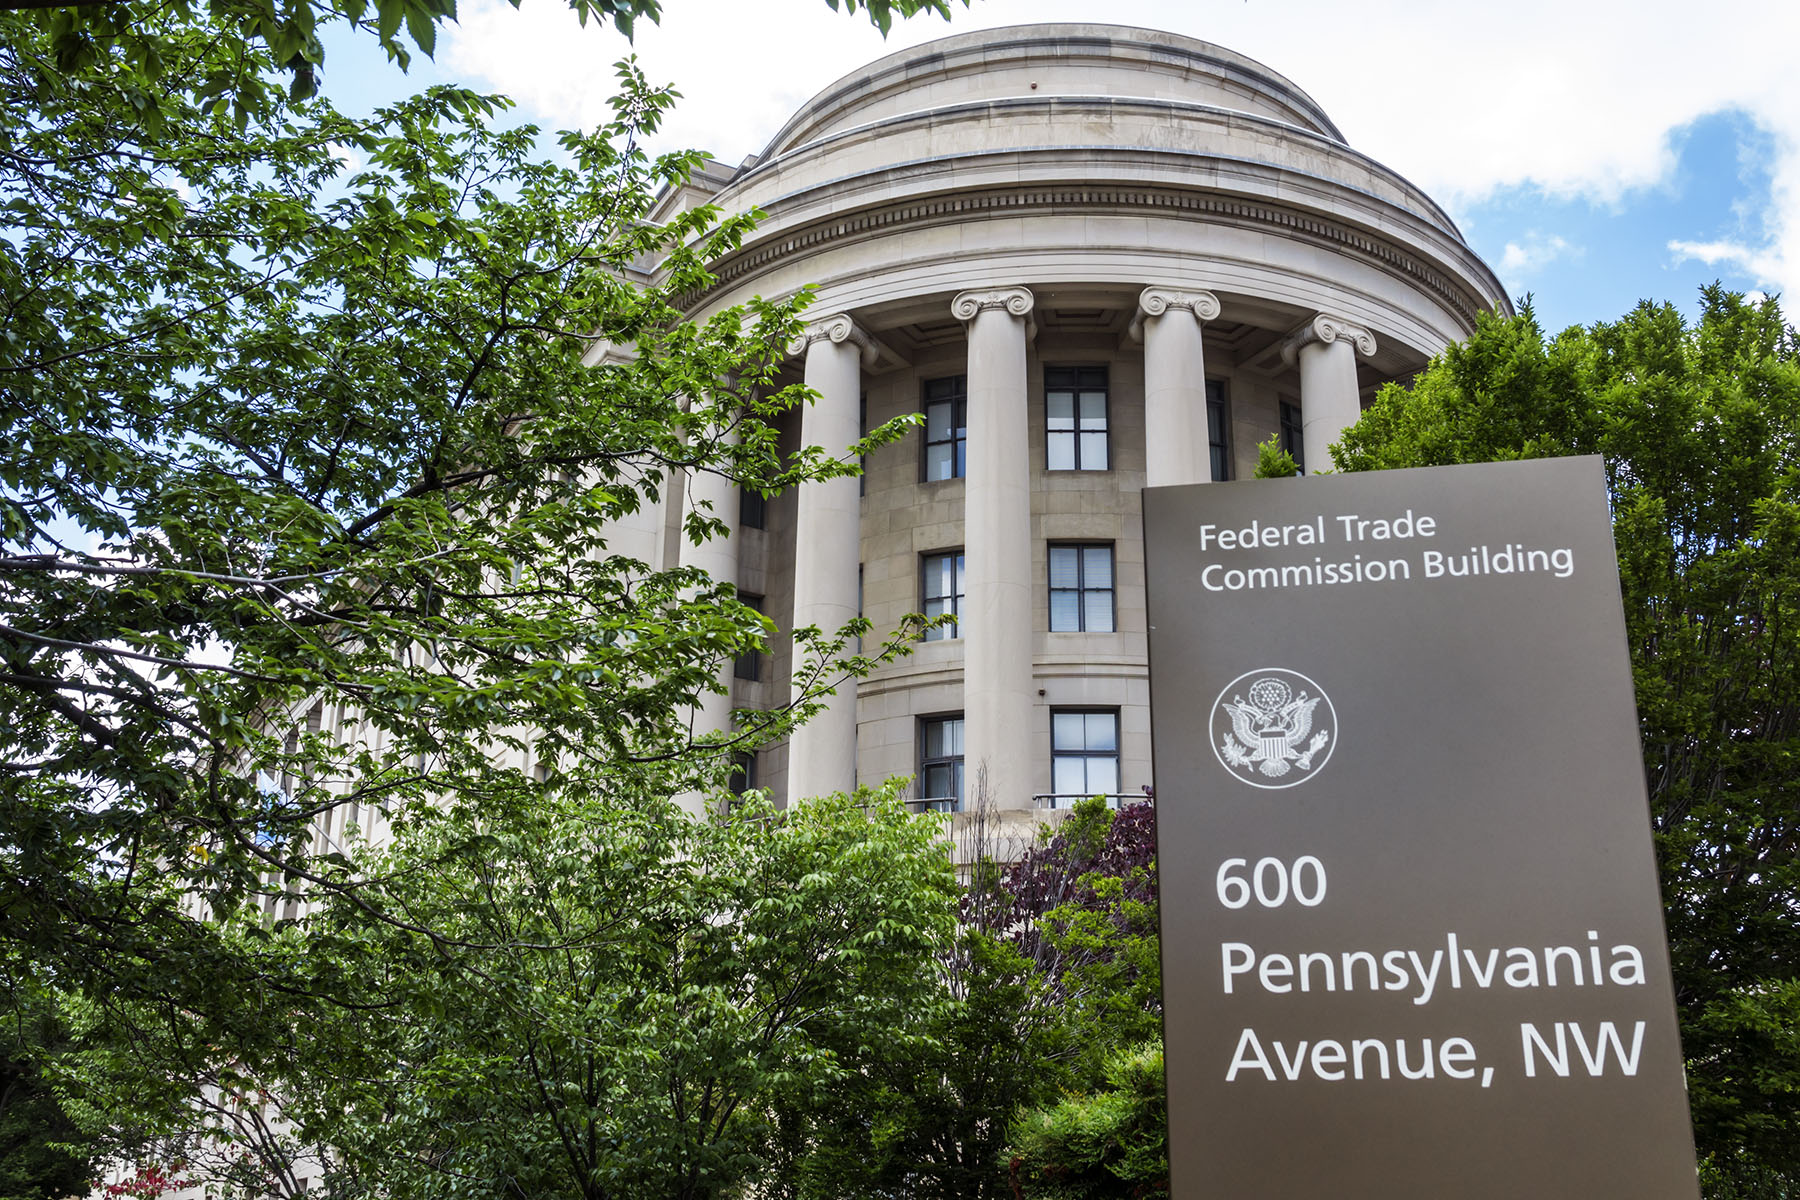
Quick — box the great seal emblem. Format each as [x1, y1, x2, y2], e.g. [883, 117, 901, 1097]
[1210, 668, 1337, 789]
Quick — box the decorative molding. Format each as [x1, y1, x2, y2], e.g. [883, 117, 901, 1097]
[678, 186, 1494, 331]
[950, 286, 1035, 321]
[1280, 313, 1378, 366]
[951, 286, 1036, 341]
[1127, 286, 1220, 343]
[788, 312, 878, 365]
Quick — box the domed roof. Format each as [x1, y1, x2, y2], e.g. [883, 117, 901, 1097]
[760, 23, 1345, 161]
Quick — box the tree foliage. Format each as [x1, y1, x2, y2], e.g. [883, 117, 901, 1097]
[1334, 287, 1800, 1190]
[1, 0, 939, 1175]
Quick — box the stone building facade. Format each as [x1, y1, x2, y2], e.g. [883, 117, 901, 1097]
[617, 24, 1508, 822]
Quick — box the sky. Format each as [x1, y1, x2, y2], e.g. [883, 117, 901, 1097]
[326, 0, 1800, 336]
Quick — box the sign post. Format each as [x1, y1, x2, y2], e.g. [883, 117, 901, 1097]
[1144, 457, 1699, 1197]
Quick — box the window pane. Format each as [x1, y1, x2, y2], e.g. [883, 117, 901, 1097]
[1048, 546, 1079, 589]
[1084, 591, 1113, 632]
[1088, 756, 1119, 796]
[927, 401, 950, 441]
[1079, 392, 1106, 424]
[1082, 546, 1112, 588]
[927, 442, 953, 480]
[1047, 432, 1075, 471]
[954, 441, 966, 479]
[1049, 590, 1080, 632]
[1080, 431, 1108, 469]
[1086, 712, 1118, 751]
[1054, 756, 1086, 796]
[924, 763, 953, 798]
[1052, 711, 1085, 749]
[1046, 392, 1074, 428]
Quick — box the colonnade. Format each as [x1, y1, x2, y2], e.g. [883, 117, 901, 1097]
[692, 286, 1379, 810]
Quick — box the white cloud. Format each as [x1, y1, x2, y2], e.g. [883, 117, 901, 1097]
[1501, 233, 1578, 277]
[440, 0, 1800, 299]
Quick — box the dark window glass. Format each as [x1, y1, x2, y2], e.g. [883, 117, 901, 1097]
[1047, 543, 1115, 633]
[740, 486, 766, 530]
[1207, 378, 1231, 482]
[1280, 400, 1305, 473]
[734, 592, 763, 681]
[918, 715, 965, 811]
[1051, 709, 1120, 802]
[922, 551, 965, 640]
[923, 376, 967, 481]
[1045, 365, 1109, 471]
[729, 752, 757, 796]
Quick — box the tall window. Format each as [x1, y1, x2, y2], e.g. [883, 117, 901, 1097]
[923, 376, 967, 481]
[1052, 710, 1119, 802]
[1045, 365, 1109, 471]
[1207, 378, 1231, 482]
[739, 485, 765, 529]
[734, 592, 763, 681]
[918, 715, 965, 811]
[922, 550, 965, 640]
[1048, 543, 1114, 633]
[1280, 400, 1305, 473]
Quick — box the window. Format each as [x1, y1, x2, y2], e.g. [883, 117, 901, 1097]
[734, 592, 763, 681]
[1045, 365, 1109, 470]
[1048, 543, 1114, 633]
[1052, 710, 1119, 802]
[729, 752, 757, 796]
[922, 550, 965, 640]
[740, 485, 765, 530]
[1207, 378, 1231, 481]
[918, 715, 964, 811]
[923, 376, 967, 481]
[1280, 400, 1305, 473]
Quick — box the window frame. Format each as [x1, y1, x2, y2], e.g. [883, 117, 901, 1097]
[734, 592, 764, 681]
[1044, 364, 1110, 472]
[920, 549, 966, 641]
[1047, 542, 1116, 634]
[1207, 378, 1231, 482]
[917, 714, 965, 812]
[921, 375, 968, 482]
[1050, 708, 1121, 805]
[1280, 399, 1305, 474]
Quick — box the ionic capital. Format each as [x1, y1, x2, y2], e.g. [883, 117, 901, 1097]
[952, 285, 1035, 320]
[1280, 313, 1378, 366]
[1128, 286, 1220, 343]
[788, 312, 878, 366]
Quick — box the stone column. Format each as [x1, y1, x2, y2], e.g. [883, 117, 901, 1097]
[787, 314, 874, 802]
[953, 286, 1035, 811]
[1281, 314, 1378, 473]
[1131, 286, 1221, 488]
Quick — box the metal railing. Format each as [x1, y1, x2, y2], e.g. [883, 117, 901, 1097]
[1031, 792, 1150, 811]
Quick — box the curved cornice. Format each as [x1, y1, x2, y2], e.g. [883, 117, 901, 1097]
[760, 24, 1344, 160]
[680, 180, 1504, 332]
[729, 95, 1463, 246]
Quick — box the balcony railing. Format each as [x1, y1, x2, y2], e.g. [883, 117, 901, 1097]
[1032, 793, 1150, 811]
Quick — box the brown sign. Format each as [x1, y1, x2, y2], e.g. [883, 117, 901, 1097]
[1143, 457, 1698, 1198]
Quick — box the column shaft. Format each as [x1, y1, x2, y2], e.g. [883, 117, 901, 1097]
[1137, 288, 1220, 488]
[1285, 315, 1377, 473]
[787, 319, 866, 802]
[1298, 340, 1361, 473]
[956, 288, 1035, 811]
[678, 440, 740, 745]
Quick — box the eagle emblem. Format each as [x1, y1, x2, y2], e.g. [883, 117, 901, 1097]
[1211, 669, 1337, 789]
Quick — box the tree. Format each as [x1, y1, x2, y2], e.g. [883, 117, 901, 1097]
[1007, 1041, 1169, 1200]
[774, 796, 1163, 1200]
[1, 0, 955, 1171]
[1333, 288, 1800, 1192]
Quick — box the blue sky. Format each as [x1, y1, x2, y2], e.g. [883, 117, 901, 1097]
[322, 0, 1799, 336]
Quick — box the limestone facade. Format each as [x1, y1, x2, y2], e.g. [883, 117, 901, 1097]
[647, 24, 1508, 818]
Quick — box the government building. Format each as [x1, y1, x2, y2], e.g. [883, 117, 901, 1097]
[609, 23, 1508, 826]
